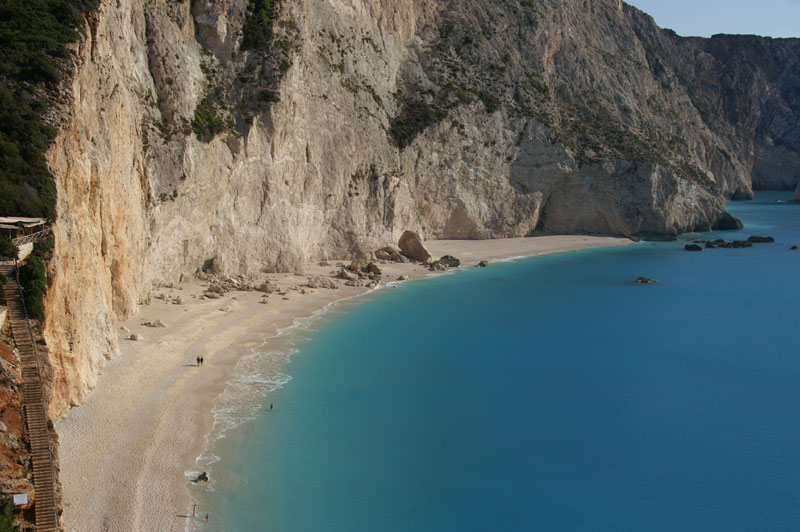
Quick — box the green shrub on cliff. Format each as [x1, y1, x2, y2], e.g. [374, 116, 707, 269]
[32, 237, 54, 260]
[192, 98, 226, 142]
[18, 255, 47, 321]
[241, 0, 279, 51]
[0, 236, 18, 260]
[389, 99, 447, 149]
[0, 497, 18, 532]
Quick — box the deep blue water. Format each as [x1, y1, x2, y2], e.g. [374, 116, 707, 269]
[193, 191, 800, 531]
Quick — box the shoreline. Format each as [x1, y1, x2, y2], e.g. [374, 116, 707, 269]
[55, 235, 634, 532]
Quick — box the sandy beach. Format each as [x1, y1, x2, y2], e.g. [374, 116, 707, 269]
[56, 235, 633, 532]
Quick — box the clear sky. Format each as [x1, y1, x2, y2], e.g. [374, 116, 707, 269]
[625, 0, 800, 38]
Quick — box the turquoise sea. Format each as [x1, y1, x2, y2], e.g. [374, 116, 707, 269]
[190, 191, 800, 531]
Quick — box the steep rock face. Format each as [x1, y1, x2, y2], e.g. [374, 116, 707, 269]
[42, 0, 800, 416]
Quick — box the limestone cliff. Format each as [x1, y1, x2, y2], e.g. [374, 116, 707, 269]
[41, 0, 800, 417]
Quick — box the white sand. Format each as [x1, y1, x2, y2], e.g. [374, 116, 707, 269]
[56, 235, 633, 531]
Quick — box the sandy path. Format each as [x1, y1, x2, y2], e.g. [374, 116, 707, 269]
[56, 235, 633, 531]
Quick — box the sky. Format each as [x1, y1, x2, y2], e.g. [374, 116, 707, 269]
[626, 0, 800, 38]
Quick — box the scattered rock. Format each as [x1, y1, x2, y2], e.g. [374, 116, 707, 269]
[438, 255, 460, 268]
[207, 283, 227, 295]
[127, 334, 142, 341]
[705, 239, 727, 249]
[747, 235, 775, 243]
[791, 245, 798, 250]
[195, 472, 209, 482]
[120, 326, 130, 333]
[726, 240, 753, 248]
[397, 275, 410, 281]
[318, 261, 330, 267]
[398, 230, 432, 262]
[478, 260, 489, 267]
[143, 320, 166, 328]
[254, 281, 274, 293]
[337, 268, 358, 281]
[375, 246, 408, 263]
[349, 259, 368, 273]
[366, 262, 382, 275]
[374, 249, 393, 261]
[307, 276, 338, 289]
[636, 277, 657, 284]
[684, 244, 703, 251]
[429, 261, 447, 271]
[172, 296, 183, 305]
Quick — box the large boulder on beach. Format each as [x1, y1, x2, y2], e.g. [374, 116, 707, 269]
[747, 235, 775, 243]
[438, 255, 460, 268]
[306, 276, 338, 289]
[684, 244, 703, 251]
[398, 231, 432, 262]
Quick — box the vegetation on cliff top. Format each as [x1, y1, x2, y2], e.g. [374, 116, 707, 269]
[0, 0, 98, 218]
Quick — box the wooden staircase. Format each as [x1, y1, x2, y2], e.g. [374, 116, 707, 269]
[1, 262, 59, 531]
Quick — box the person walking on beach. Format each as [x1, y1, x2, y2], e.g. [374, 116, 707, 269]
[196, 356, 200, 367]
[193, 503, 196, 516]
[270, 403, 273, 411]
[200, 356, 204, 367]
[205, 513, 209, 522]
